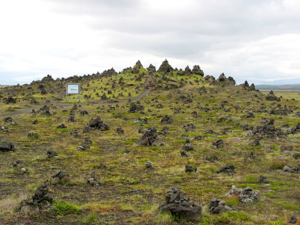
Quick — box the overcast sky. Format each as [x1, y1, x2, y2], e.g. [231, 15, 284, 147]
[0, 0, 300, 85]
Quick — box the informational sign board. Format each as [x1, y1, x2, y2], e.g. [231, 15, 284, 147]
[67, 84, 80, 94]
[66, 83, 81, 102]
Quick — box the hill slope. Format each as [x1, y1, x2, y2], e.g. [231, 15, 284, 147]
[0, 60, 299, 225]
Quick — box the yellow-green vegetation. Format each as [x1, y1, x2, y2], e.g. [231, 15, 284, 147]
[0, 62, 300, 224]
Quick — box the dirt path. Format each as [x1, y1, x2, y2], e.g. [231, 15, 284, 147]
[0, 75, 154, 117]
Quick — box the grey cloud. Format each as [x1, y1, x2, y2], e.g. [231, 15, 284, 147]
[7, 0, 297, 85]
[47, 0, 300, 62]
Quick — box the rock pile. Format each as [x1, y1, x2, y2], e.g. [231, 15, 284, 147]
[257, 175, 270, 184]
[192, 65, 204, 76]
[283, 216, 300, 225]
[287, 123, 300, 134]
[227, 186, 260, 204]
[3, 96, 16, 104]
[145, 161, 153, 168]
[87, 172, 100, 186]
[250, 119, 285, 140]
[266, 90, 280, 101]
[160, 115, 173, 124]
[212, 139, 224, 148]
[18, 180, 53, 213]
[70, 129, 81, 138]
[3, 117, 12, 122]
[183, 123, 196, 132]
[159, 188, 202, 220]
[293, 153, 300, 159]
[159, 127, 170, 135]
[1, 126, 9, 133]
[283, 165, 300, 173]
[182, 139, 194, 151]
[132, 60, 143, 73]
[47, 150, 58, 158]
[51, 171, 70, 185]
[185, 165, 197, 172]
[101, 68, 117, 77]
[129, 102, 144, 113]
[135, 117, 148, 124]
[136, 127, 165, 146]
[57, 124, 67, 129]
[147, 64, 156, 73]
[41, 74, 54, 82]
[88, 117, 110, 131]
[212, 73, 236, 86]
[181, 151, 189, 157]
[158, 59, 174, 73]
[209, 199, 235, 214]
[116, 127, 124, 134]
[217, 164, 235, 175]
[40, 105, 51, 116]
[204, 155, 218, 162]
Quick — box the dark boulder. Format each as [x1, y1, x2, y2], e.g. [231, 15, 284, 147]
[0, 142, 16, 152]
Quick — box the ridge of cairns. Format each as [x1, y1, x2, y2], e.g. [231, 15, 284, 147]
[0, 59, 300, 224]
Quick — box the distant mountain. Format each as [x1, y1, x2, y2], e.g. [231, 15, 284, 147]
[256, 84, 300, 90]
[254, 78, 300, 85]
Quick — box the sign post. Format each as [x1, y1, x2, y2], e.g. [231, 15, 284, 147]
[66, 83, 81, 103]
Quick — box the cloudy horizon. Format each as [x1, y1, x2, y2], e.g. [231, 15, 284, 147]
[0, 0, 300, 85]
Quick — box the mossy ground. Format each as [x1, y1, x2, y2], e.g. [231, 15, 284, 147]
[0, 72, 300, 224]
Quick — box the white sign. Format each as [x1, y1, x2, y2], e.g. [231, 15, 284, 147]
[67, 84, 80, 94]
